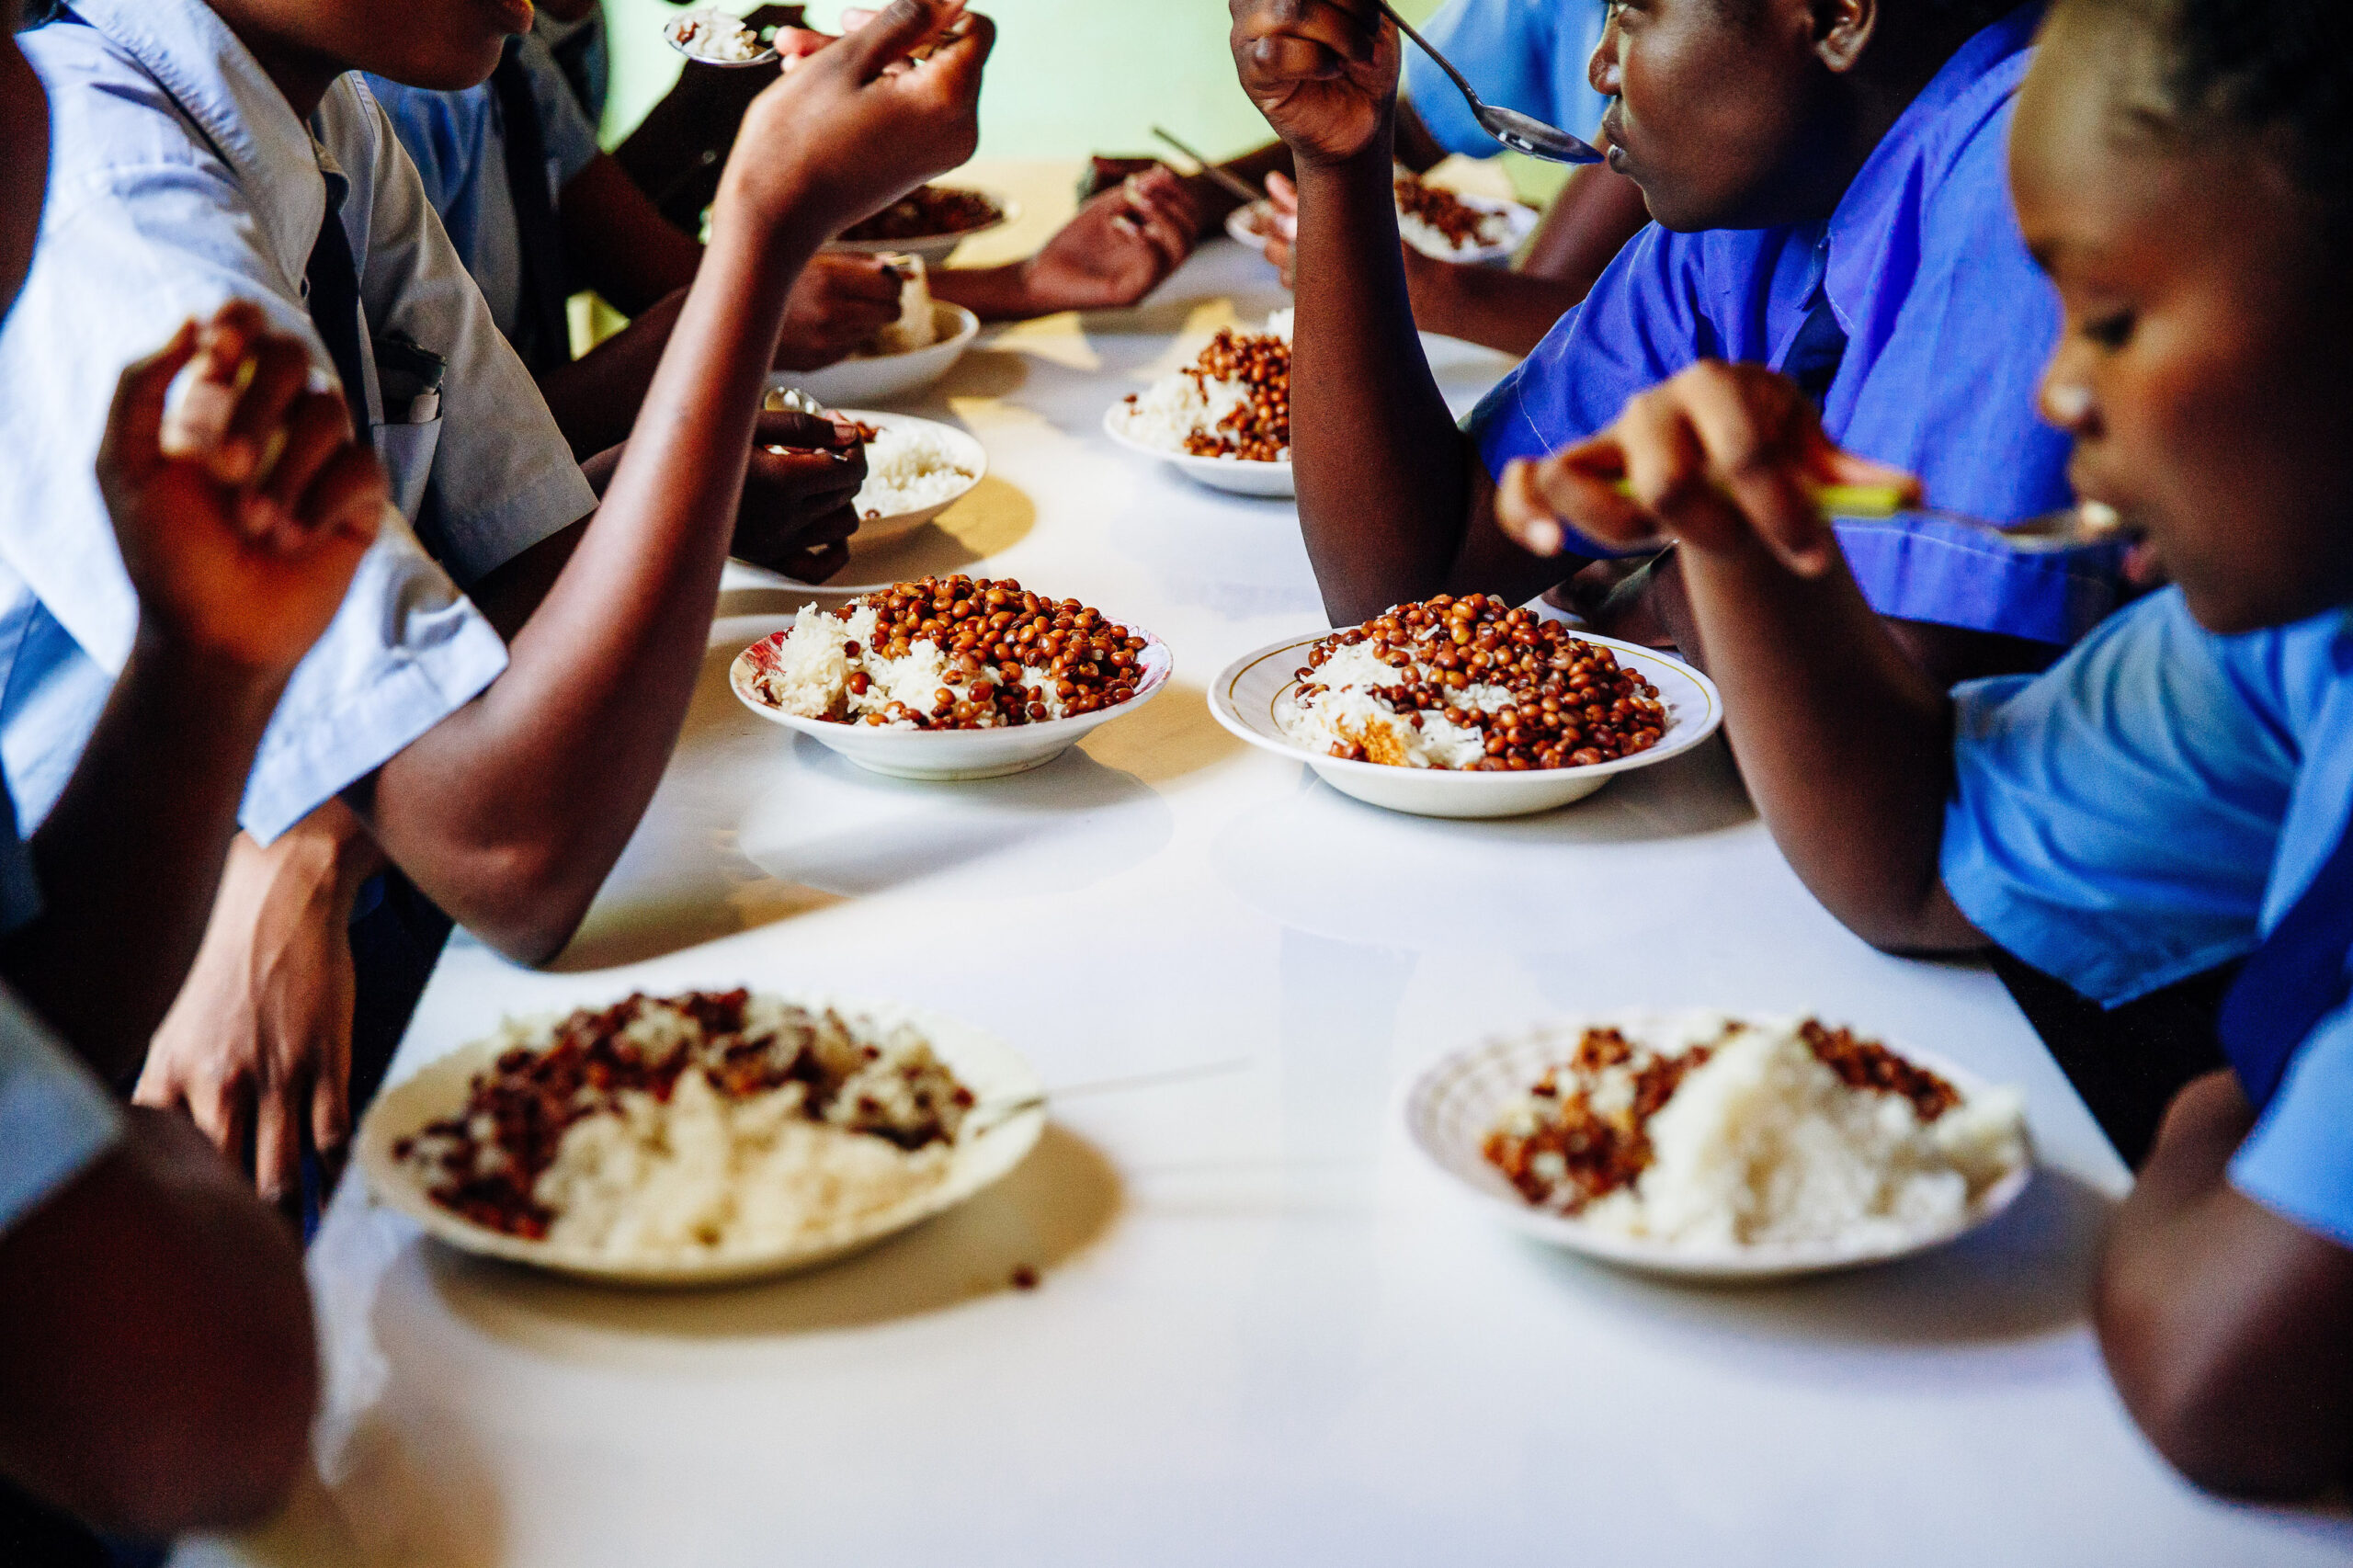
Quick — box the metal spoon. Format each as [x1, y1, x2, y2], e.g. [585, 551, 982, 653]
[1814, 485, 2128, 553]
[664, 9, 779, 68]
[961, 1056, 1256, 1140]
[1370, 0, 1605, 165]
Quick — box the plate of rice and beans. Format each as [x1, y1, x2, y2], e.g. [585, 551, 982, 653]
[356, 988, 1047, 1286]
[1209, 595, 1722, 818]
[1103, 312, 1294, 497]
[733, 574, 1173, 779]
[1404, 1010, 2032, 1280]
[829, 185, 1014, 267]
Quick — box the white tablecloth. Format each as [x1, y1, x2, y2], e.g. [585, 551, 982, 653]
[179, 220, 2350, 1567]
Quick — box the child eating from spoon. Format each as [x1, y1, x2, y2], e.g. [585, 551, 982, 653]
[1497, 0, 2353, 1498]
[1230, 0, 2123, 687]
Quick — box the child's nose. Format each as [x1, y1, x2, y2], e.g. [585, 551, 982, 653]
[1589, 17, 1622, 96]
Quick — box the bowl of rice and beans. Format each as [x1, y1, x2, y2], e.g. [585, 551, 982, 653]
[1210, 594, 1723, 819]
[733, 574, 1173, 779]
[1103, 311, 1294, 497]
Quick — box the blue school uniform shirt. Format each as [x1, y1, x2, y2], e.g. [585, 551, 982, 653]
[0, 0, 597, 843]
[0, 799, 119, 1239]
[1468, 2, 2124, 648]
[1941, 589, 2353, 1244]
[366, 35, 603, 355]
[1404, 0, 1611, 156]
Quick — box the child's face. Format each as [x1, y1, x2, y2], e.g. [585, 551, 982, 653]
[1590, 0, 1842, 231]
[223, 0, 529, 91]
[2012, 8, 2353, 634]
[0, 1, 49, 322]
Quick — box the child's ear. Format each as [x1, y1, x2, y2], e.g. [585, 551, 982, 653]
[1812, 0, 1878, 73]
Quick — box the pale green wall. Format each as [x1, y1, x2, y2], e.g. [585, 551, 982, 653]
[600, 0, 1443, 165]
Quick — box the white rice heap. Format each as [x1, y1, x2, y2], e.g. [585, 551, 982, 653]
[856, 423, 977, 519]
[667, 7, 763, 61]
[1108, 310, 1292, 460]
[1489, 1014, 2028, 1250]
[1277, 638, 1500, 768]
[745, 599, 1080, 727]
[863, 253, 938, 357]
[1396, 200, 1509, 258]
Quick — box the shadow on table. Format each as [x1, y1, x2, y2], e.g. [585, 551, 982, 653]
[1079, 678, 1243, 785]
[421, 1124, 1120, 1358]
[1525, 1166, 2113, 1383]
[737, 743, 1174, 902]
[935, 345, 1030, 401]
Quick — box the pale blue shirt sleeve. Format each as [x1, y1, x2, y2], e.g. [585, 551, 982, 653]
[0, 17, 592, 844]
[0, 987, 122, 1240]
[521, 32, 602, 188]
[1939, 591, 2304, 1006]
[2233, 996, 2353, 1247]
[1406, 0, 1610, 156]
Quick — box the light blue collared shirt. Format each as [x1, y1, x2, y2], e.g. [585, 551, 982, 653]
[1939, 588, 2353, 1243]
[1405, 0, 1610, 157]
[1468, 3, 2124, 648]
[367, 34, 602, 359]
[0, 0, 596, 844]
[0, 983, 122, 1241]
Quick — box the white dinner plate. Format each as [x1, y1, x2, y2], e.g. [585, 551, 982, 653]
[1208, 628, 1722, 818]
[767, 302, 981, 410]
[732, 615, 1174, 780]
[355, 991, 1048, 1288]
[825, 191, 1017, 267]
[1100, 403, 1294, 498]
[832, 410, 986, 548]
[1228, 193, 1540, 267]
[1402, 1010, 2036, 1282]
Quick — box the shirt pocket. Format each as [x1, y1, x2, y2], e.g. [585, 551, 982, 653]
[372, 415, 444, 524]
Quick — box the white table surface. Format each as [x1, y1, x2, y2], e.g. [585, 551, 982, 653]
[182, 204, 2351, 1568]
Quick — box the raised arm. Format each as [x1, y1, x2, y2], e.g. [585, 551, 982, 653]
[360, 0, 993, 966]
[1230, 0, 1563, 625]
[2, 307, 381, 1082]
[1500, 361, 1982, 952]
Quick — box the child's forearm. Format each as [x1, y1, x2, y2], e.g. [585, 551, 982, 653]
[2097, 1072, 2353, 1498]
[534, 290, 688, 460]
[1, 633, 290, 1081]
[1291, 138, 1484, 626]
[367, 203, 824, 965]
[1401, 248, 1586, 357]
[1676, 533, 1981, 952]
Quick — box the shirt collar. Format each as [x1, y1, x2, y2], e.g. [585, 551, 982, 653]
[64, 0, 335, 297]
[1821, 1, 2048, 325]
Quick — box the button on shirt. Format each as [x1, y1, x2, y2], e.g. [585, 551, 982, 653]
[0, 796, 119, 1240]
[367, 35, 601, 358]
[0, 0, 596, 842]
[1941, 588, 2353, 1244]
[1404, 0, 1610, 157]
[1468, 3, 2122, 648]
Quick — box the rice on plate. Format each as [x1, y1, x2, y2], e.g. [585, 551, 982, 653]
[1108, 309, 1292, 463]
[858, 420, 979, 519]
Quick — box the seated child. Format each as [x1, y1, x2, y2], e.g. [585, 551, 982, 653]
[0, 1, 386, 1533]
[1495, 0, 2353, 1497]
[369, 22, 1200, 463]
[1230, 0, 2121, 687]
[0, 0, 990, 1204]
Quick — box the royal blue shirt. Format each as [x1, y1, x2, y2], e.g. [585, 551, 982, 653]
[1405, 0, 1610, 158]
[1468, 3, 2125, 647]
[1941, 589, 2353, 1244]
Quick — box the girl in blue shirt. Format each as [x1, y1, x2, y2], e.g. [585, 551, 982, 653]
[1495, 0, 2353, 1500]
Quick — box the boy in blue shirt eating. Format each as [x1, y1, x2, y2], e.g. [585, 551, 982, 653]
[1230, 0, 2122, 686]
[1497, 0, 2353, 1498]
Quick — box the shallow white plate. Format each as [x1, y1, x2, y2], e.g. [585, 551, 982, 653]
[824, 191, 1017, 267]
[1101, 403, 1293, 498]
[1208, 628, 1722, 818]
[732, 616, 1174, 780]
[355, 991, 1048, 1288]
[767, 303, 981, 410]
[1403, 1010, 2036, 1282]
[1228, 192, 1539, 267]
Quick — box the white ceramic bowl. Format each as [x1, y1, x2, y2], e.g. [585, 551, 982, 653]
[1228, 193, 1539, 267]
[732, 617, 1174, 780]
[1402, 1010, 2035, 1282]
[355, 990, 1048, 1288]
[1100, 403, 1294, 499]
[825, 191, 1017, 267]
[1208, 629, 1722, 819]
[767, 303, 981, 410]
[832, 410, 986, 548]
